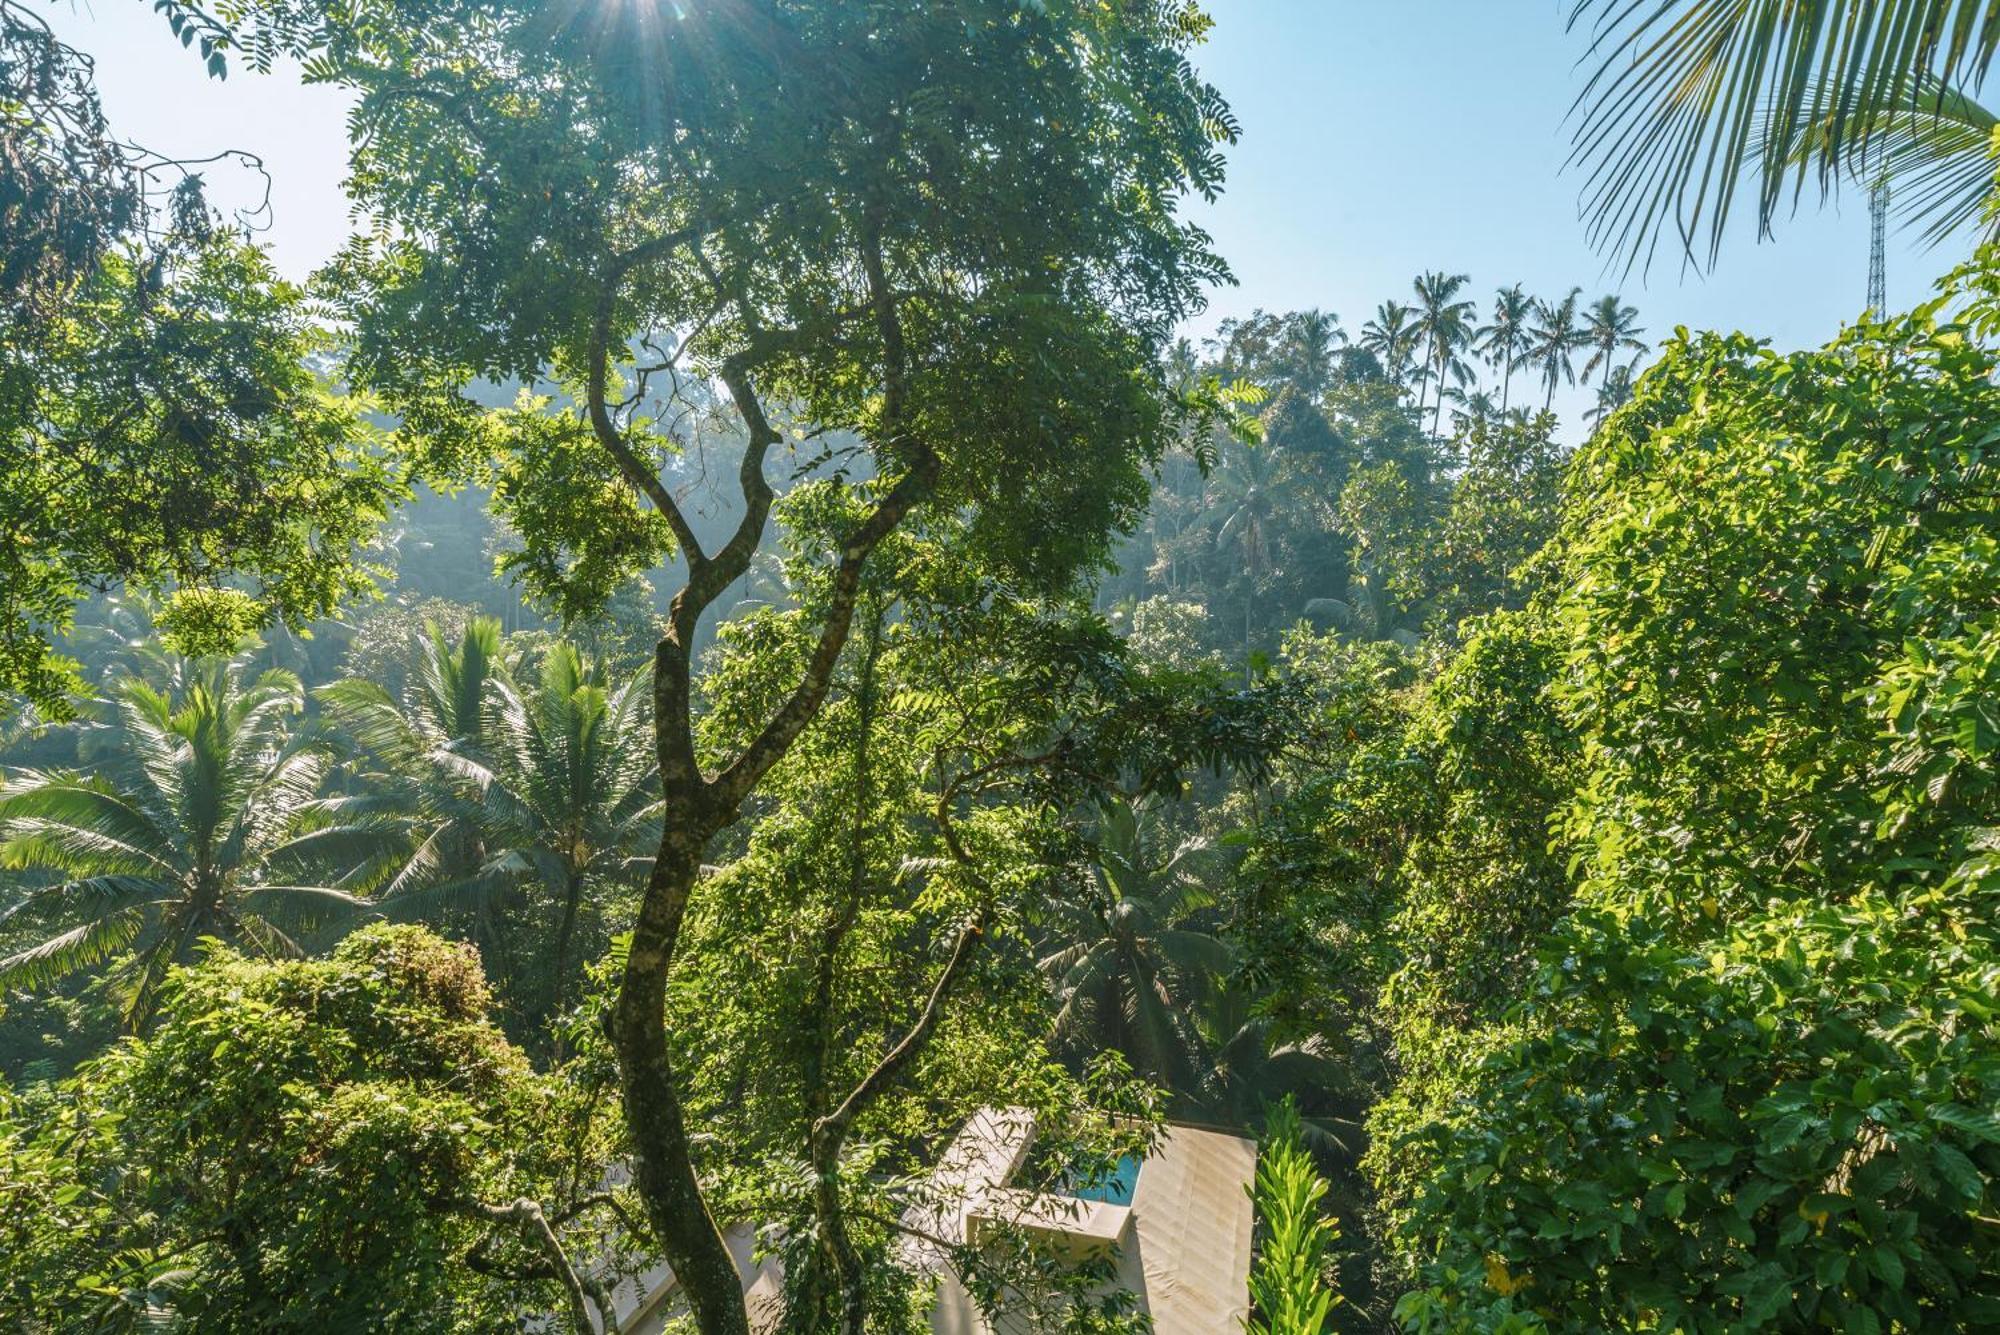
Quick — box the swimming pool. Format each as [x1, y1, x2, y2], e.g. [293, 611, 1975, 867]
[1063, 1152, 1142, 1206]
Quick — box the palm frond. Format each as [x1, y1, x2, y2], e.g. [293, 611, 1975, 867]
[1568, 0, 2000, 272]
[0, 910, 145, 991]
[236, 884, 375, 935]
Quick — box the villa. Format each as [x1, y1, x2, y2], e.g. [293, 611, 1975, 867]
[607, 1108, 1258, 1333]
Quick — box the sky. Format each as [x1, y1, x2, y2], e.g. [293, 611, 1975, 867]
[44, 0, 1957, 428]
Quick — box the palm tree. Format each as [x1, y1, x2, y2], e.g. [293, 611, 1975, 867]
[1527, 287, 1587, 411]
[333, 631, 659, 1029]
[1195, 987, 1360, 1157]
[1586, 360, 1641, 430]
[1475, 284, 1536, 413]
[1210, 442, 1278, 662]
[469, 644, 659, 1022]
[1778, 77, 2000, 253]
[1411, 271, 1475, 429]
[1358, 300, 1420, 387]
[1566, 0, 2000, 271]
[1039, 797, 1230, 1093]
[320, 617, 509, 947]
[1582, 294, 1646, 389]
[0, 663, 380, 1024]
[1447, 386, 1502, 435]
[1282, 308, 1343, 398]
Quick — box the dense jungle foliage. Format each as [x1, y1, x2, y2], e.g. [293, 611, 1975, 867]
[5, 1, 2000, 1332]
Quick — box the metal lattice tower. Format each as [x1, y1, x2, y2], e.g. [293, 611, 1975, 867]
[1867, 179, 1889, 315]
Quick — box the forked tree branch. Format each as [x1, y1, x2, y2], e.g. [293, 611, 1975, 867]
[588, 229, 710, 567]
[707, 452, 938, 808]
[475, 1196, 620, 1335]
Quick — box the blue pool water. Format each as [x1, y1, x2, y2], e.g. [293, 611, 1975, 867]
[1064, 1153, 1141, 1206]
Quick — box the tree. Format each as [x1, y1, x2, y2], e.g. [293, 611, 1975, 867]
[1386, 245, 2000, 1329]
[450, 644, 659, 1030]
[326, 623, 660, 1036]
[1585, 360, 1639, 429]
[0, 3, 398, 716]
[1566, 0, 2000, 271]
[0, 924, 627, 1333]
[175, 4, 1245, 1328]
[0, 661, 381, 1025]
[1526, 287, 1587, 410]
[1359, 300, 1421, 387]
[1040, 796, 1231, 1094]
[1410, 271, 1475, 430]
[1475, 284, 1535, 413]
[1283, 308, 1344, 399]
[1580, 292, 1645, 388]
[1211, 442, 1279, 659]
[668, 515, 1285, 1332]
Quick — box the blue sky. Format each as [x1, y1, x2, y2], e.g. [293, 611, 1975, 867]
[47, 0, 1957, 427]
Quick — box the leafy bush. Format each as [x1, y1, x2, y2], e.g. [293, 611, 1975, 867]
[0, 925, 606, 1332]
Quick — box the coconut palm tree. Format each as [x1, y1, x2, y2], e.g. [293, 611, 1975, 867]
[0, 663, 381, 1024]
[1586, 361, 1641, 430]
[1358, 300, 1421, 388]
[1567, 0, 2000, 271]
[1446, 386, 1502, 435]
[1411, 271, 1475, 429]
[1210, 442, 1278, 661]
[468, 644, 659, 1022]
[1582, 294, 1646, 389]
[1527, 287, 1588, 411]
[334, 632, 660, 1030]
[1194, 987, 1361, 1156]
[1039, 797, 1230, 1093]
[319, 617, 511, 949]
[1475, 284, 1536, 413]
[1282, 308, 1343, 399]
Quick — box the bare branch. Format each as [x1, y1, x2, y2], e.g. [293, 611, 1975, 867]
[587, 230, 709, 567]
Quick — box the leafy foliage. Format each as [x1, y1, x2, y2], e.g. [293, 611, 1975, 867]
[1382, 245, 2000, 1329]
[1247, 1098, 1342, 1335]
[0, 924, 620, 1332]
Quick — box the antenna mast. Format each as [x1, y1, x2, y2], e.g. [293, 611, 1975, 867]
[1867, 178, 1889, 315]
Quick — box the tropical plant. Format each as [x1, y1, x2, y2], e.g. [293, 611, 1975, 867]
[1475, 284, 1536, 413]
[0, 6, 399, 717]
[1199, 987, 1357, 1156]
[1526, 287, 1588, 409]
[1211, 442, 1280, 657]
[1581, 292, 1646, 387]
[1282, 308, 1343, 399]
[330, 628, 659, 1030]
[1040, 797, 1230, 1092]
[0, 924, 626, 1333]
[1244, 1098, 1341, 1335]
[1387, 245, 2000, 1330]
[1359, 300, 1421, 386]
[321, 618, 513, 963]
[1566, 0, 2000, 270]
[191, 6, 1246, 1320]
[1781, 75, 2000, 251]
[1411, 271, 1476, 430]
[1586, 360, 1640, 428]
[0, 662, 379, 1024]
[457, 644, 659, 1025]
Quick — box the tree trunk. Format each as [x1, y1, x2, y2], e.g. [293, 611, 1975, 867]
[549, 866, 584, 1031]
[613, 824, 750, 1335]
